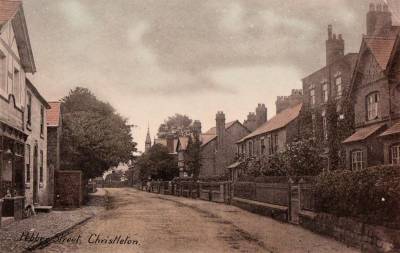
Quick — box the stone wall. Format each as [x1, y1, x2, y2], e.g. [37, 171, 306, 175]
[299, 212, 400, 253]
[54, 170, 82, 208]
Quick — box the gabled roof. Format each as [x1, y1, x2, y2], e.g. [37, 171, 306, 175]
[177, 136, 189, 151]
[200, 134, 216, 147]
[342, 123, 386, 144]
[0, 0, 36, 73]
[25, 78, 50, 109]
[204, 121, 237, 135]
[364, 36, 397, 70]
[47, 102, 61, 127]
[380, 122, 400, 137]
[0, 0, 20, 27]
[200, 120, 247, 147]
[238, 103, 302, 143]
[154, 138, 178, 154]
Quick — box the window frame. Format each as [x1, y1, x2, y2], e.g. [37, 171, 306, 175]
[26, 92, 32, 126]
[391, 144, 400, 165]
[366, 92, 379, 121]
[40, 105, 45, 137]
[351, 150, 365, 170]
[335, 75, 342, 98]
[322, 82, 328, 103]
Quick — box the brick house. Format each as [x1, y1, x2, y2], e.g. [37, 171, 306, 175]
[199, 112, 250, 177]
[302, 24, 358, 168]
[0, 0, 36, 218]
[24, 79, 51, 208]
[343, 3, 400, 169]
[46, 101, 62, 205]
[237, 103, 302, 159]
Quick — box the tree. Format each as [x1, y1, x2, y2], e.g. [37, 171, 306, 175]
[137, 144, 178, 181]
[60, 87, 137, 179]
[186, 134, 202, 178]
[158, 114, 192, 138]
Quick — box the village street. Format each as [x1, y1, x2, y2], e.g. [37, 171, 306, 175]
[34, 188, 357, 253]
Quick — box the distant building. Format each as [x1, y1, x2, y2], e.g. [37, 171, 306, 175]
[199, 112, 250, 177]
[343, 3, 400, 169]
[145, 127, 151, 152]
[237, 103, 302, 159]
[46, 101, 62, 206]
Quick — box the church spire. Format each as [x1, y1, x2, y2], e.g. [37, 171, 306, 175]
[145, 124, 152, 152]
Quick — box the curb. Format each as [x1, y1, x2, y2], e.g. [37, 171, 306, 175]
[23, 214, 94, 252]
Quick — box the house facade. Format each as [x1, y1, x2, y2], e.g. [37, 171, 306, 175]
[343, 3, 400, 169]
[199, 112, 250, 177]
[302, 24, 358, 168]
[24, 79, 51, 207]
[237, 103, 302, 159]
[0, 0, 36, 217]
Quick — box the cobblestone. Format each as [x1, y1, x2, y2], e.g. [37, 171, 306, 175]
[0, 204, 104, 252]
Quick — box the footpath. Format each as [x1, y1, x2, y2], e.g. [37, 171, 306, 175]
[0, 188, 107, 252]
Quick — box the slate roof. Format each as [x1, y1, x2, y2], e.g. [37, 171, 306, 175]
[342, 123, 386, 144]
[0, 0, 20, 27]
[364, 36, 397, 70]
[154, 138, 179, 154]
[238, 103, 302, 143]
[47, 102, 61, 127]
[380, 122, 400, 137]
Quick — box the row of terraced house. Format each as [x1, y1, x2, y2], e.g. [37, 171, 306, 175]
[0, 1, 63, 222]
[146, 3, 400, 179]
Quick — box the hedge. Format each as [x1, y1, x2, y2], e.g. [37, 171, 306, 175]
[314, 165, 400, 228]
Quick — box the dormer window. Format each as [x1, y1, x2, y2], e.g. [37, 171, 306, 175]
[366, 92, 379, 121]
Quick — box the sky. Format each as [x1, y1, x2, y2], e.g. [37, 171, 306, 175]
[22, 0, 400, 152]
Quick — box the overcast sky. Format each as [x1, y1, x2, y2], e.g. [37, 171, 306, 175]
[23, 0, 400, 152]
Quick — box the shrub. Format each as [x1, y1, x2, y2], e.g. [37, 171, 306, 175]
[314, 165, 400, 227]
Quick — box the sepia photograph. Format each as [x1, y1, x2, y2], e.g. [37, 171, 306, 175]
[0, 0, 400, 252]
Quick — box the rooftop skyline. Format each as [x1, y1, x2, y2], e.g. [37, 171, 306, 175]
[23, 0, 400, 152]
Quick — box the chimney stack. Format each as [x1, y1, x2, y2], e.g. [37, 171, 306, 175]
[326, 24, 345, 65]
[255, 103, 267, 128]
[215, 111, 225, 149]
[367, 2, 392, 36]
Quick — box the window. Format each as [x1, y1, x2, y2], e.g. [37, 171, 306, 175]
[310, 89, 315, 107]
[366, 92, 379, 121]
[392, 144, 400, 165]
[27, 92, 32, 126]
[322, 82, 328, 103]
[40, 105, 44, 136]
[322, 110, 328, 140]
[336, 76, 342, 98]
[248, 141, 253, 156]
[0, 51, 5, 92]
[26, 144, 31, 183]
[269, 133, 278, 154]
[13, 68, 20, 104]
[39, 150, 43, 183]
[351, 150, 365, 170]
[260, 137, 265, 155]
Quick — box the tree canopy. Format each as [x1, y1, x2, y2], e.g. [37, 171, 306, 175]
[60, 87, 137, 179]
[158, 114, 192, 137]
[137, 144, 178, 181]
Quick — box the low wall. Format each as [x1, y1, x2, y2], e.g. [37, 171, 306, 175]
[299, 211, 400, 253]
[234, 181, 289, 206]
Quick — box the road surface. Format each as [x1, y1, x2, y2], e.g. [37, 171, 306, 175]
[35, 188, 358, 253]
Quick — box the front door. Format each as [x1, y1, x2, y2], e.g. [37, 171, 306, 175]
[33, 145, 39, 204]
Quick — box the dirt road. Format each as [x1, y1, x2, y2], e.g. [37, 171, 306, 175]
[35, 188, 358, 253]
